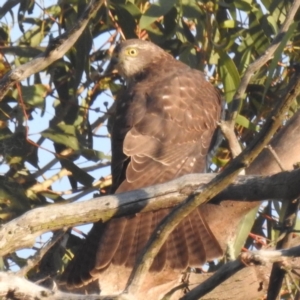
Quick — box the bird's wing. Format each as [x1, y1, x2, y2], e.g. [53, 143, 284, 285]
[63, 64, 223, 288]
[118, 67, 221, 191]
[95, 66, 223, 269]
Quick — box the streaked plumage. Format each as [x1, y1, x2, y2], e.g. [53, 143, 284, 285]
[63, 39, 223, 292]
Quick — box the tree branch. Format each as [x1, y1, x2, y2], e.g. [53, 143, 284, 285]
[0, 0, 104, 101]
[181, 246, 300, 300]
[1, 245, 299, 300]
[1, 169, 300, 257]
[0, 272, 135, 300]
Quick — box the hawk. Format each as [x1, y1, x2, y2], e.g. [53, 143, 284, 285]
[63, 39, 223, 296]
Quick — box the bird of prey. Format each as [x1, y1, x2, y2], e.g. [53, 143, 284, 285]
[63, 39, 223, 296]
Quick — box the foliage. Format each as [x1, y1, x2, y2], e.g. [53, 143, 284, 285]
[0, 0, 300, 298]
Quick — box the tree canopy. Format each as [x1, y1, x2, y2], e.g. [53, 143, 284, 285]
[1, 0, 300, 299]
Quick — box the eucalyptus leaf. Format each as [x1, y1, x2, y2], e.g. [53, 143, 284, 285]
[41, 124, 80, 151]
[11, 84, 48, 109]
[218, 50, 240, 103]
[262, 22, 297, 101]
[233, 207, 259, 258]
[139, 0, 177, 29]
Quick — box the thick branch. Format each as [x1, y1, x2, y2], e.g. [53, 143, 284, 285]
[0, 0, 104, 101]
[1, 245, 299, 300]
[0, 272, 134, 300]
[1, 170, 300, 257]
[1, 170, 300, 256]
[181, 246, 300, 300]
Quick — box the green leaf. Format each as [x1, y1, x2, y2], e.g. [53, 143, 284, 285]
[232, 207, 259, 258]
[181, 0, 203, 19]
[14, 5, 60, 47]
[0, 0, 21, 19]
[238, 47, 252, 75]
[179, 45, 197, 68]
[294, 215, 300, 231]
[1, 46, 44, 57]
[211, 156, 230, 167]
[262, 22, 297, 101]
[18, 0, 35, 33]
[112, 3, 138, 39]
[0, 176, 31, 219]
[45, 4, 61, 16]
[163, 6, 177, 36]
[236, 114, 259, 131]
[208, 49, 220, 65]
[16, 19, 52, 47]
[72, 28, 92, 90]
[81, 149, 111, 162]
[118, 2, 141, 19]
[219, 20, 237, 29]
[41, 124, 80, 151]
[11, 84, 48, 109]
[60, 158, 95, 186]
[218, 50, 240, 103]
[269, 0, 289, 24]
[139, 0, 177, 29]
[266, 15, 279, 35]
[233, 0, 254, 12]
[0, 23, 9, 45]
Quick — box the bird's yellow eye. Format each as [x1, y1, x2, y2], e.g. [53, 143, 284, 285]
[125, 48, 138, 56]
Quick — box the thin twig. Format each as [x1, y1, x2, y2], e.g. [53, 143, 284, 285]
[27, 169, 71, 195]
[266, 145, 286, 172]
[219, 120, 242, 159]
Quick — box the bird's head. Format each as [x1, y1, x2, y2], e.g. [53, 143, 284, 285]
[107, 39, 170, 81]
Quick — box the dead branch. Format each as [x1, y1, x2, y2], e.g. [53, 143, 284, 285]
[1, 169, 300, 257]
[219, 120, 242, 159]
[1, 245, 299, 300]
[0, 272, 135, 300]
[181, 245, 300, 300]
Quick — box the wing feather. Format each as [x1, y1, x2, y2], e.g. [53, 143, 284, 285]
[63, 51, 223, 289]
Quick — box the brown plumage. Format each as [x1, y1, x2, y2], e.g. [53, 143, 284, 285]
[63, 39, 223, 291]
